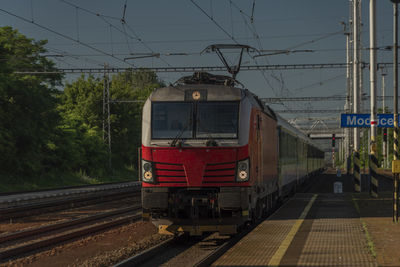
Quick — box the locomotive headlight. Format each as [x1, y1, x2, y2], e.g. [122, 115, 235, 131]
[236, 158, 249, 182]
[143, 162, 152, 172]
[141, 159, 155, 183]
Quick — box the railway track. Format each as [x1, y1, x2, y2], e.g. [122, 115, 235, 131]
[112, 169, 396, 267]
[0, 205, 142, 262]
[4, 170, 393, 266]
[111, 171, 333, 267]
[0, 184, 141, 221]
[0, 181, 140, 208]
[113, 210, 283, 267]
[0, 181, 139, 197]
[114, 196, 287, 267]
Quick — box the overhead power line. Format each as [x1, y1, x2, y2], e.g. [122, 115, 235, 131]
[275, 109, 369, 114]
[45, 46, 105, 67]
[60, 0, 121, 20]
[12, 63, 345, 74]
[13, 62, 400, 75]
[262, 96, 347, 102]
[60, 0, 175, 69]
[275, 109, 346, 114]
[45, 33, 354, 47]
[191, 0, 287, 99]
[190, 0, 238, 43]
[0, 7, 134, 67]
[262, 96, 397, 102]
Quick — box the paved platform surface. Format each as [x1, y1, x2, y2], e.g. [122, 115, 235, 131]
[213, 172, 379, 266]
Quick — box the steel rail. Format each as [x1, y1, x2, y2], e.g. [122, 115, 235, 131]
[0, 189, 141, 220]
[0, 210, 142, 261]
[118, 198, 292, 267]
[0, 205, 140, 243]
[113, 237, 175, 267]
[0, 181, 140, 197]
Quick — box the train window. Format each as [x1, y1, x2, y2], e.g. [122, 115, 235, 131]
[151, 102, 193, 139]
[196, 102, 239, 138]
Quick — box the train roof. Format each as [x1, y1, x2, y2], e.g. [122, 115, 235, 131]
[241, 87, 319, 149]
[149, 72, 321, 150]
[275, 114, 312, 143]
[149, 83, 243, 102]
[149, 72, 243, 102]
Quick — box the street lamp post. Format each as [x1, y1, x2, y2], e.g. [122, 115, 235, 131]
[369, 0, 379, 198]
[353, 0, 361, 193]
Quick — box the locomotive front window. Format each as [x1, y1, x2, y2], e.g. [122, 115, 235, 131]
[196, 102, 239, 138]
[151, 102, 193, 139]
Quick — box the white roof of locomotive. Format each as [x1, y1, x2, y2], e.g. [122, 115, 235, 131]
[144, 82, 320, 150]
[149, 84, 243, 102]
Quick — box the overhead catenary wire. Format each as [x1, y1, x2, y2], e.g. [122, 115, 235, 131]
[190, 0, 238, 43]
[36, 47, 349, 58]
[0, 7, 135, 67]
[59, 0, 121, 21]
[251, 0, 256, 23]
[227, 0, 295, 109]
[14, 62, 363, 74]
[119, 17, 177, 69]
[46, 31, 354, 46]
[52, 55, 81, 69]
[191, 0, 285, 100]
[30, 0, 34, 22]
[227, 1, 290, 97]
[59, 0, 140, 47]
[229, 1, 346, 98]
[121, 0, 128, 22]
[4, 2, 370, 100]
[75, 7, 80, 42]
[45, 46, 106, 67]
[59, 0, 176, 74]
[293, 74, 346, 93]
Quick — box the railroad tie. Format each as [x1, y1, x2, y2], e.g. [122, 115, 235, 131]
[354, 151, 361, 192]
[369, 153, 379, 198]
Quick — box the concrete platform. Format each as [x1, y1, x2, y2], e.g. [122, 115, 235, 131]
[213, 174, 378, 266]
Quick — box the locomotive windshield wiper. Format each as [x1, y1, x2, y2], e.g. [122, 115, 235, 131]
[170, 120, 191, 147]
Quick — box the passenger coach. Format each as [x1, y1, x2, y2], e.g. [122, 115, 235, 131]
[140, 72, 324, 235]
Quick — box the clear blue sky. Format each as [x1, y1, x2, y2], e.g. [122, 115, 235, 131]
[0, 0, 396, 118]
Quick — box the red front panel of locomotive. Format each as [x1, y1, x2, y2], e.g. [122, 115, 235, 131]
[141, 145, 249, 187]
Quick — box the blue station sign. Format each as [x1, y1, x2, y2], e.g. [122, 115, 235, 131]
[341, 114, 400, 128]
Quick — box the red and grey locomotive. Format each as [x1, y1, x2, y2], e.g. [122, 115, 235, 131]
[140, 72, 324, 235]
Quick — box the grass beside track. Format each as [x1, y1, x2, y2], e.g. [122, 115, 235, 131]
[351, 196, 377, 259]
[0, 169, 138, 193]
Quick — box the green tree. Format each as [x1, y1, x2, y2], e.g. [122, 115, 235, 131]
[59, 75, 108, 175]
[0, 26, 163, 180]
[0, 26, 62, 176]
[109, 70, 162, 168]
[59, 70, 162, 174]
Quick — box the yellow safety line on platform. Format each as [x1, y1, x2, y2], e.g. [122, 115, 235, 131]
[268, 194, 318, 266]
